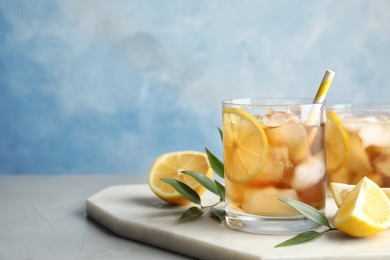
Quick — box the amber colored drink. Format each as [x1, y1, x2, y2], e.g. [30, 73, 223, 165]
[223, 98, 326, 234]
[327, 104, 390, 187]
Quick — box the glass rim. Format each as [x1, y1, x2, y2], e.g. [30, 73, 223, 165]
[329, 103, 390, 112]
[222, 97, 323, 106]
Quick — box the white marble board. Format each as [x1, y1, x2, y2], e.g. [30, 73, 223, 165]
[86, 184, 390, 259]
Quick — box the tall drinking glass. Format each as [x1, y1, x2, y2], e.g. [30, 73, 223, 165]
[222, 97, 326, 234]
[326, 104, 390, 187]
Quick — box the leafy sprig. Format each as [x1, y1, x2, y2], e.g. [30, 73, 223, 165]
[275, 199, 337, 247]
[161, 148, 226, 222]
[160, 128, 337, 247]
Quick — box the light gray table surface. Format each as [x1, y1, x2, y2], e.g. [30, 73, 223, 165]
[0, 174, 194, 260]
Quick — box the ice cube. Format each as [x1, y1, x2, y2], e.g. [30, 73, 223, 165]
[242, 187, 299, 216]
[291, 151, 325, 190]
[253, 146, 293, 184]
[359, 124, 390, 148]
[265, 121, 311, 164]
[338, 113, 362, 133]
[262, 109, 299, 127]
[362, 116, 381, 123]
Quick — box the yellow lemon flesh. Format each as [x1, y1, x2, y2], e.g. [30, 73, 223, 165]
[148, 151, 212, 205]
[223, 107, 268, 184]
[330, 182, 390, 208]
[333, 177, 390, 237]
[326, 111, 350, 174]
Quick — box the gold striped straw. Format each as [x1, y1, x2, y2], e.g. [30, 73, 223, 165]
[307, 69, 335, 125]
[307, 69, 335, 145]
[313, 69, 335, 105]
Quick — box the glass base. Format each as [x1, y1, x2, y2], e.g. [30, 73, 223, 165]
[225, 206, 319, 234]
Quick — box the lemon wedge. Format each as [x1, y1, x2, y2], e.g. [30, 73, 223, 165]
[330, 182, 390, 208]
[333, 177, 390, 237]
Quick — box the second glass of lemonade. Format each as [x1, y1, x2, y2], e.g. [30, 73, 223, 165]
[223, 98, 326, 234]
[326, 104, 390, 187]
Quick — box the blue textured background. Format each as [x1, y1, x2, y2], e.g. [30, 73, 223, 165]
[1, 0, 390, 174]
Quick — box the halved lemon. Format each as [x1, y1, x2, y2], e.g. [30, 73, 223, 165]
[326, 111, 350, 174]
[148, 151, 212, 205]
[333, 177, 390, 237]
[223, 107, 268, 184]
[330, 182, 390, 208]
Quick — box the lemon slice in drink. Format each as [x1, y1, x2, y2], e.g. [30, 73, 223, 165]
[326, 111, 350, 174]
[223, 108, 268, 184]
[333, 177, 390, 237]
[148, 151, 212, 205]
[330, 182, 390, 208]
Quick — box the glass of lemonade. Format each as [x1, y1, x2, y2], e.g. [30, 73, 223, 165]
[326, 104, 390, 187]
[222, 97, 326, 234]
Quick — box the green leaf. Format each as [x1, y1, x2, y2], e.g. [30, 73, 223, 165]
[179, 206, 204, 221]
[215, 180, 225, 202]
[275, 231, 322, 247]
[211, 207, 226, 223]
[205, 147, 224, 179]
[181, 170, 219, 196]
[279, 198, 330, 228]
[160, 178, 201, 205]
[218, 127, 223, 142]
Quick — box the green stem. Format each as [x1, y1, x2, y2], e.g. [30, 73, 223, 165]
[323, 227, 338, 233]
[201, 201, 223, 210]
